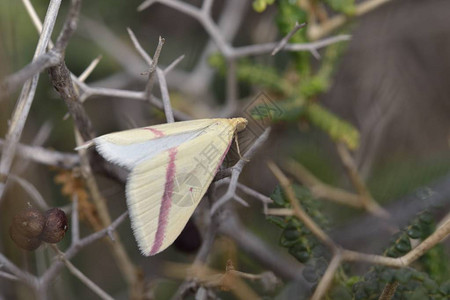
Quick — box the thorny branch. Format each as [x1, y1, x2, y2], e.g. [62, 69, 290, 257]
[267, 162, 450, 299]
[75, 132, 143, 296]
[51, 245, 114, 300]
[210, 128, 271, 215]
[0, 0, 62, 201]
[137, 0, 350, 116]
[127, 30, 175, 123]
[307, 0, 393, 40]
[174, 128, 272, 298]
[0, 139, 79, 169]
[0, 0, 424, 299]
[0, 210, 128, 295]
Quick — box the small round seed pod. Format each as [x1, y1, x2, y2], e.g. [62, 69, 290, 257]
[9, 225, 42, 251]
[40, 208, 68, 243]
[11, 208, 45, 238]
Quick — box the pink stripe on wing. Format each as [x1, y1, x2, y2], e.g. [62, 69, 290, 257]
[149, 147, 177, 255]
[145, 127, 165, 138]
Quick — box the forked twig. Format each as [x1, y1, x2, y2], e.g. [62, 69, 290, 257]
[272, 22, 307, 56]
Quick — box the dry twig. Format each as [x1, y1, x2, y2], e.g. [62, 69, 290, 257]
[267, 161, 450, 298]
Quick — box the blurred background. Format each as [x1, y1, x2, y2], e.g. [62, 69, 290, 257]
[1, 0, 449, 299]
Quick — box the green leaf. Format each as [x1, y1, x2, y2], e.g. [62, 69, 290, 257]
[324, 0, 356, 15]
[270, 185, 287, 206]
[305, 102, 360, 149]
[407, 224, 422, 239]
[265, 215, 287, 229]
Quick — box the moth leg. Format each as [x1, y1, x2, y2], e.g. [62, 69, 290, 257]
[234, 134, 249, 162]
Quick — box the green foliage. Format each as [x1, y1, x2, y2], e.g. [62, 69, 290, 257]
[277, 0, 309, 73]
[210, 1, 359, 151]
[351, 209, 449, 299]
[305, 102, 359, 149]
[267, 198, 449, 299]
[267, 185, 331, 282]
[323, 0, 356, 16]
[420, 241, 450, 283]
[208, 54, 293, 94]
[253, 0, 275, 13]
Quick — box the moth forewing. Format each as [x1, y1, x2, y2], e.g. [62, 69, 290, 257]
[90, 118, 247, 255]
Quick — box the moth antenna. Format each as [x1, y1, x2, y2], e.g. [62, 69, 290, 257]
[75, 140, 94, 151]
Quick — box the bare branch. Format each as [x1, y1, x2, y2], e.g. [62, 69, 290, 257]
[211, 128, 271, 215]
[8, 175, 49, 211]
[127, 30, 175, 123]
[1, 52, 61, 97]
[311, 252, 343, 300]
[308, 0, 392, 40]
[378, 282, 399, 300]
[283, 158, 364, 208]
[76, 84, 191, 120]
[0, 270, 19, 282]
[0, 0, 62, 201]
[1, 0, 82, 97]
[0, 139, 79, 169]
[40, 211, 128, 287]
[265, 208, 294, 216]
[51, 245, 114, 300]
[49, 60, 96, 141]
[127, 28, 152, 65]
[75, 131, 140, 292]
[78, 55, 103, 82]
[272, 22, 307, 56]
[0, 252, 37, 287]
[157, 68, 175, 123]
[215, 179, 272, 206]
[202, 0, 214, 14]
[218, 210, 305, 281]
[231, 35, 351, 58]
[71, 195, 80, 244]
[53, 0, 82, 52]
[164, 54, 185, 75]
[145, 36, 165, 98]
[336, 143, 388, 217]
[267, 161, 336, 249]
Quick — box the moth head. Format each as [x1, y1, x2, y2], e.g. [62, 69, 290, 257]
[232, 118, 248, 132]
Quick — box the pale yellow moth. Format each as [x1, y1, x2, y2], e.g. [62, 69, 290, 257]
[83, 118, 247, 256]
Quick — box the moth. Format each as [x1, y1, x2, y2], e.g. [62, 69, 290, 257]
[80, 118, 247, 255]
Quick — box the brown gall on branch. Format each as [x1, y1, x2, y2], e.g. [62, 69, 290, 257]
[0, 209, 128, 294]
[39, 211, 129, 292]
